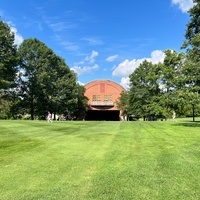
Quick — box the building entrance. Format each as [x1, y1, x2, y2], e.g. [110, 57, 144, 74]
[85, 110, 120, 121]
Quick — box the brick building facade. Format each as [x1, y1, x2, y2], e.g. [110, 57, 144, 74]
[84, 80, 125, 120]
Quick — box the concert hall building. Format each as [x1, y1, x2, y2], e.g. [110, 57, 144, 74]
[84, 80, 125, 121]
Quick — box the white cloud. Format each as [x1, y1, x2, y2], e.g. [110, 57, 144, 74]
[10, 27, 24, 46]
[77, 80, 85, 86]
[71, 50, 99, 75]
[120, 77, 130, 90]
[71, 64, 99, 75]
[85, 50, 99, 64]
[150, 50, 165, 64]
[171, 0, 194, 13]
[113, 50, 165, 91]
[74, 60, 84, 65]
[6, 21, 24, 46]
[112, 58, 142, 77]
[112, 50, 165, 77]
[106, 55, 118, 62]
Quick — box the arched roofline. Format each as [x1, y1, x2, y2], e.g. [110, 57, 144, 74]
[84, 79, 126, 91]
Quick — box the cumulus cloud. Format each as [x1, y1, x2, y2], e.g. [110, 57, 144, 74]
[113, 50, 165, 90]
[85, 50, 99, 64]
[106, 55, 118, 62]
[77, 80, 85, 86]
[150, 50, 165, 64]
[10, 27, 24, 46]
[6, 21, 24, 46]
[112, 50, 165, 77]
[71, 64, 99, 76]
[71, 50, 100, 75]
[171, 0, 194, 13]
[120, 77, 130, 90]
[112, 59, 141, 77]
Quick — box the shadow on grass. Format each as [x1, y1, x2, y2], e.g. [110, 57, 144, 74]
[172, 121, 200, 128]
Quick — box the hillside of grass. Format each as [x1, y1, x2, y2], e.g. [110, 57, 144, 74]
[0, 119, 200, 199]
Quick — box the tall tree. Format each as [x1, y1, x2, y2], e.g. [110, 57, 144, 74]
[129, 60, 162, 120]
[0, 19, 18, 90]
[73, 84, 88, 120]
[18, 38, 79, 120]
[116, 90, 129, 120]
[182, 0, 200, 94]
[158, 49, 184, 119]
[180, 1, 200, 121]
[18, 38, 52, 119]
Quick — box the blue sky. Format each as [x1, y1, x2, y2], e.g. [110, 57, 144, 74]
[0, 0, 194, 89]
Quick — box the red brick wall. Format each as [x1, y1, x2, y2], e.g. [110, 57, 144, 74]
[84, 80, 125, 111]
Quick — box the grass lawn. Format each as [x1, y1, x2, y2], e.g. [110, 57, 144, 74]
[0, 118, 200, 200]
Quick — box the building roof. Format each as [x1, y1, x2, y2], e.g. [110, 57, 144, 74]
[84, 79, 125, 92]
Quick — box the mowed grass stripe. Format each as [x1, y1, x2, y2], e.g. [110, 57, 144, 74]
[0, 121, 119, 199]
[0, 120, 200, 199]
[87, 121, 200, 199]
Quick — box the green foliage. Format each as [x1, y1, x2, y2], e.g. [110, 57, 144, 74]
[124, 3, 200, 121]
[17, 38, 84, 120]
[160, 49, 185, 92]
[182, 0, 200, 94]
[127, 50, 188, 120]
[73, 84, 88, 119]
[0, 93, 13, 119]
[183, 0, 200, 48]
[116, 90, 129, 116]
[177, 90, 200, 121]
[129, 60, 162, 119]
[0, 19, 19, 118]
[0, 19, 19, 90]
[182, 53, 200, 93]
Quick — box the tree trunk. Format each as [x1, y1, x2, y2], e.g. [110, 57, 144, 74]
[31, 93, 34, 120]
[192, 104, 195, 122]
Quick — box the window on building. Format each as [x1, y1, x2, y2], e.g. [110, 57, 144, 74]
[104, 95, 112, 102]
[93, 95, 101, 102]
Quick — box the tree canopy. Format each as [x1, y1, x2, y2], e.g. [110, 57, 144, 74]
[182, 0, 200, 94]
[0, 19, 18, 90]
[127, 48, 200, 121]
[121, 2, 200, 121]
[1, 8, 200, 121]
[0, 19, 88, 120]
[16, 38, 86, 120]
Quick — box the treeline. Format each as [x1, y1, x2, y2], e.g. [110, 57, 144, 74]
[0, 19, 88, 120]
[1, 1, 200, 121]
[117, 1, 200, 121]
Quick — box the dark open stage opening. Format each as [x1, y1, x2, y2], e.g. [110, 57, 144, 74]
[85, 110, 120, 121]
